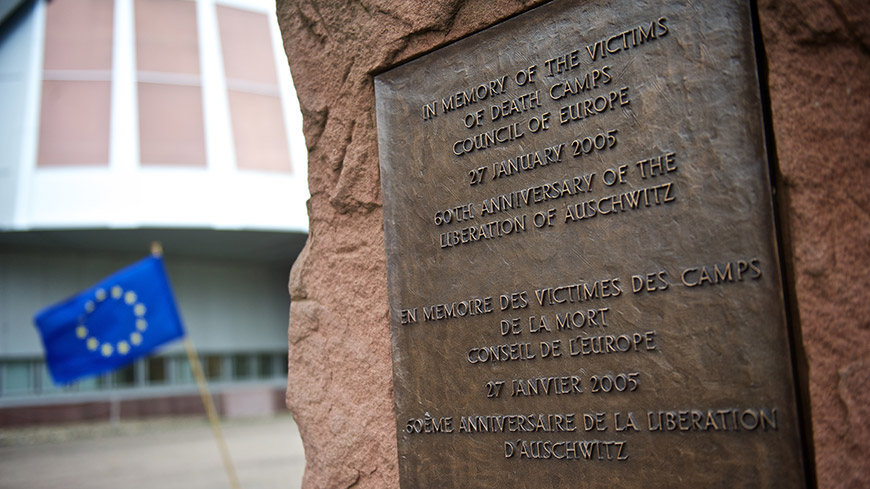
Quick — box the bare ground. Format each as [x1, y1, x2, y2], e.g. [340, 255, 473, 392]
[0, 414, 304, 489]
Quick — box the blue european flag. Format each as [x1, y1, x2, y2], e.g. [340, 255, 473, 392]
[34, 255, 185, 384]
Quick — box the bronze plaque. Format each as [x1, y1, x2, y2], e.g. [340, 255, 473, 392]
[375, 0, 806, 487]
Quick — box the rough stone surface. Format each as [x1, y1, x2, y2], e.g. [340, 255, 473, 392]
[278, 1, 869, 487]
[276, 2, 544, 487]
[758, 1, 870, 488]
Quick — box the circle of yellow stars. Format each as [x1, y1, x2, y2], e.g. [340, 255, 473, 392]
[75, 285, 148, 358]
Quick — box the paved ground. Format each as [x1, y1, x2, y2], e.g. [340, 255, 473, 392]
[0, 414, 305, 489]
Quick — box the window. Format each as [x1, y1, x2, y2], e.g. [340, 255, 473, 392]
[217, 6, 291, 172]
[138, 83, 207, 165]
[38, 364, 63, 394]
[135, 0, 206, 166]
[38, 0, 114, 167]
[171, 355, 194, 384]
[232, 354, 251, 380]
[76, 375, 99, 392]
[257, 353, 275, 379]
[113, 364, 136, 387]
[147, 356, 167, 384]
[0, 351, 287, 398]
[204, 354, 224, 381]
[1, 361, 33, 395]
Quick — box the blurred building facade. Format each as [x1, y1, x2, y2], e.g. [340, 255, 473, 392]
[0, 0, 308, 425]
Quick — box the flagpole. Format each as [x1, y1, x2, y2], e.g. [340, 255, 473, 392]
[151, 242, 241, 489]
[184, 338, 241, 489]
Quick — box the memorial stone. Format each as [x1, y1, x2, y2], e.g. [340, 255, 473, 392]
[375, 0, 807, 487]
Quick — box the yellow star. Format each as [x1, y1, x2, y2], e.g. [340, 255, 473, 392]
[87, 337, 98, 351]
[76, 326, 88, 339]
[136, 319, 147, 332]
[130, 332, 143, 346]
[134, 304, 146, 317]
[111, 286, 123, 299]
[95, 288, 107, 301]
[125, 291, 137, 305]
[85, 301, 95, 313]
[101, 343, 113, 357]
[117, 341, 130, 355]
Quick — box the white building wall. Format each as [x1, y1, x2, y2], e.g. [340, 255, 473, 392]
[0, 1, 41, 229]
[0, 0, 309, 233]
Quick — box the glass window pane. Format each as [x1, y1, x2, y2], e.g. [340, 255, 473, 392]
[205, 355, 223, 380]
[148, 357, 167, 384]
[227, 91, 291, 173]
[113, 364, 136, 387]
[2, 361, 32, 395]
[257, 353, 273, 378]
[216, 6, 277, 86]
[76, 376, 99, 392]
[96, 372, 112, 389]
[232, 354, 250, 380]
[135, 0, 200, 74]
[138, 83, 206, 166]
[173, 356, 193, 384]
[38, 363, 63, 394]
[44, 0, 114, 71]
[38, 80, 111, 166]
